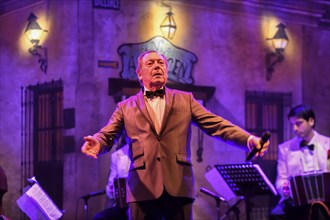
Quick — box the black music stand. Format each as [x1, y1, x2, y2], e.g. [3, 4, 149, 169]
[200, 187, 226, 220]
[80, 190, 105, 220]
[214, 163, 277, 220]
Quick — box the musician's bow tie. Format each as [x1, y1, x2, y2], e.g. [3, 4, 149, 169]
[300, 141, 314, 151]
[145, 89, 165, 99]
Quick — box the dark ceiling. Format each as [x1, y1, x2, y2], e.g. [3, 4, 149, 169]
[0, 0, 42, 16]
[165, 0, 330, 29]
[1, 0, 330, 29]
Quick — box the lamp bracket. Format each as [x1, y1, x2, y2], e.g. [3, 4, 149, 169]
[160, 1, 172, 11]
[265, 50, 284, 81]
[28, 45, 48, 74]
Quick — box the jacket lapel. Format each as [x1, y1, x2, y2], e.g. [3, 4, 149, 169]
[135, 90, 158, 134]
[159, 87, 175, 135]
[314, 132, 329, 170]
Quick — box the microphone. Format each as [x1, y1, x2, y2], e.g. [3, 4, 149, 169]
[246, 131, 271, 162]
[200, 187, 225, 202]
[80, 190, 105, 200]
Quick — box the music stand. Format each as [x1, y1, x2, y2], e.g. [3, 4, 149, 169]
[200, 187, 226, 220]
[80, 190, 105, 220]
[213, 163, 277, 220]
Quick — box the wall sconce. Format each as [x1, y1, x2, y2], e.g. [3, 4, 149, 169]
[160, 3, 177, 39]
[25, 13, 48, 74]
[265, 23, 289, 81]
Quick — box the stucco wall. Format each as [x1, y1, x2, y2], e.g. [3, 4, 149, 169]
[0, 1, 329, 220]
[301, 27, 330, 136]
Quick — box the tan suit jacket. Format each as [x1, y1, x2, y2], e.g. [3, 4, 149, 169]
[94, 87, 251, 202]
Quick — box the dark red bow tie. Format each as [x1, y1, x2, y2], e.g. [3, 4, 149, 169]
[145, 89, 165, 99]
[300, 141, 314, 151]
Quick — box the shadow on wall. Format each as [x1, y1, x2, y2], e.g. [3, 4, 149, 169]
[206, 97, 243, 128]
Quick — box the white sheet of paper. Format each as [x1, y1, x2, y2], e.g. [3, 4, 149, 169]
[16, 183, 63, 220]
[204, 167, 236, 202]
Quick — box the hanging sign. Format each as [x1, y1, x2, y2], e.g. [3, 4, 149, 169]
[118, 36, 197, 84]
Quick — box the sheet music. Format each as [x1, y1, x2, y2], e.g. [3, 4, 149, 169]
[205, 167, 236, 202]
[253, 164, 277, 195]
[17, 190, 48, 220]
[17, 183, 63, 220]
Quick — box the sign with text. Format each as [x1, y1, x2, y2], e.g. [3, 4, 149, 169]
[118, 36, 197, 84]
[93, 0, 120, 10]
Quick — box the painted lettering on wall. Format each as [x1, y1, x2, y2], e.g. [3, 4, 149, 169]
[93, 0, 120, 10]
[118, 36, 197, 84]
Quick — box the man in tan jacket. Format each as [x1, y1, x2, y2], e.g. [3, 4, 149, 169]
[81, 50, 269, 220]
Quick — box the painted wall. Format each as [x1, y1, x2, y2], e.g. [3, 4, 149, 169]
[301, 27, 330, 134]
[0, 0, 329, 220]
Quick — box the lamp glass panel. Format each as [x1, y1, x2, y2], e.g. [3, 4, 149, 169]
[272, 38, 288, 50]
[160, 26, 168, 38]
[25, 29, 43, 43]
[161, 26, 176, 39]
[160, 15, 176, 39]
[161, 15, 171, 28]
[168, 27, 176, 39]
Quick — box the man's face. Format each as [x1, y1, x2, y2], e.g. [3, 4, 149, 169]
[137, 52, 168, 90]
[289, 116, 314, 140]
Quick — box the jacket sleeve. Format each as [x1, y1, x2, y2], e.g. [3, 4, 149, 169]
[189, 94, 251, 150]
[275, 144, 289, 198]
[94, 105, 125, 153]
[106, 152, 118, 199]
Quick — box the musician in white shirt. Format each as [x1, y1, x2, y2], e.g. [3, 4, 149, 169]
[93, 134, 130, 220]
[270, 104, 330, 220]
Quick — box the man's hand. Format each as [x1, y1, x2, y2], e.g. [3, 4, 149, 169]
[248, 136, 270, 157]
[81, 135, 101, 159]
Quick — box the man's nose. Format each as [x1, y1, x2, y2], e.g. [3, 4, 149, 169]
[293, 125, 298, 132]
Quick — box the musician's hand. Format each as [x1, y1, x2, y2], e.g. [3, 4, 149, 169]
[283, 180, 291, 198]
[106, 184, 115, 199]
[81, 135, 101, 159]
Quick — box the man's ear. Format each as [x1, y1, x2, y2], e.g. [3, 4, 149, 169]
[137, 72, 142, 81]
[308, 118, 315, 127]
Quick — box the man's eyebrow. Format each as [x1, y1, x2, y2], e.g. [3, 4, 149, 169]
[146, 59, 165, 62]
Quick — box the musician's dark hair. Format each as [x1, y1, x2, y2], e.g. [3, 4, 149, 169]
[288, 104, 316, 128]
